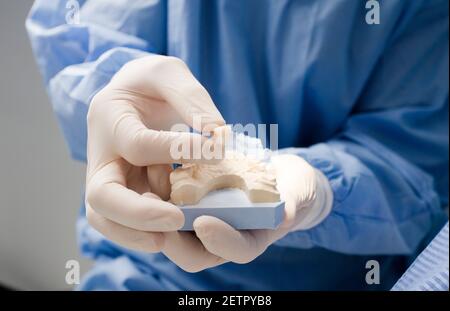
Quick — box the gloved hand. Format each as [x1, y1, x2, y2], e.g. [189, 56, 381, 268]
[85, 55, 225, 253]
[161, 154, 333, 271]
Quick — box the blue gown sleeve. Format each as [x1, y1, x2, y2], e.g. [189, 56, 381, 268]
[275, 1, 448, 255]
[25, 0, 166, 161]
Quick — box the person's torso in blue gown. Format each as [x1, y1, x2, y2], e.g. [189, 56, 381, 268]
[75, 0, 427, 290]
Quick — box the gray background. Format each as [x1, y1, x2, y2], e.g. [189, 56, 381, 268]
[0, 1, 92, 290]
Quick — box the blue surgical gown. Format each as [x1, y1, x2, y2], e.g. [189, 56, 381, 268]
[26, 0, 449, 290]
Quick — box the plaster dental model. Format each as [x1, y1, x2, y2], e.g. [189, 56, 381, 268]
[170, 150, 280, 205]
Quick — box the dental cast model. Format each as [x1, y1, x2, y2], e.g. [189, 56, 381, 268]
[170, 126, 280, 205]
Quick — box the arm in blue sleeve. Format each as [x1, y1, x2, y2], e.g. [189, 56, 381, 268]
[275, 0, 448, 255]
[26, 0, 166, 161]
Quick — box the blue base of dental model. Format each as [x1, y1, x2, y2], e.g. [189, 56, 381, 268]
[179, 188, 285, 231]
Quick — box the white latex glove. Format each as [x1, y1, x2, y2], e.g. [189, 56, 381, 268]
[162, 154, 333, 272]
[85, 55, 225, 253]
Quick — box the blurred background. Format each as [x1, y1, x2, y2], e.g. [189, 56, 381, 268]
[0, 1, 91, 290]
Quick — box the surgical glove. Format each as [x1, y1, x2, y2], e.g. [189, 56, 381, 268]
[162, 154, 333, 271]
[85, 55, 225, 253]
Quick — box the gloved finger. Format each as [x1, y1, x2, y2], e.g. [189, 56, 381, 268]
[114, 55, 225, 133]
[86, 205, 164, 253]
[193, 216, 281, 264]
[112, 104, 223, 165]
[271, 154, 317, 207]
[271, 154, 317, 226]
[277, 198, 299, 229]
[147, 164, 173, 201]
[162, 231, 227, 273]
[86, 159, 184, 232]
[158, 78, 225, 133]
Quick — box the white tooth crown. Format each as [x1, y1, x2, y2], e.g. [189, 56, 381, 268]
[225, 131, 272, 161]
